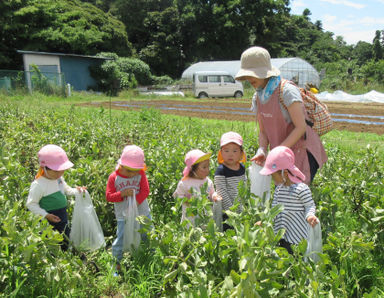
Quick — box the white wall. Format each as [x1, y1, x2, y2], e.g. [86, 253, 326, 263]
[22, 54, 61, 92]
[22, 54, 60, 72]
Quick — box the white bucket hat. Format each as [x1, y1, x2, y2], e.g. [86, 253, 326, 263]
[235, 46, 280, 80]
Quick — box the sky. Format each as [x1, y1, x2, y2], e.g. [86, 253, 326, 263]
[289, 0, 384, 45]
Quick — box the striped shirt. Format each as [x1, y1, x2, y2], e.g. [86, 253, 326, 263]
[272, 183, 316, 245]
[214, 164, 247, 210]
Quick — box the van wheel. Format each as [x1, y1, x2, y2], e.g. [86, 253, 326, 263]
[234, 91, 243, 98]
[198, 92, 208, 98]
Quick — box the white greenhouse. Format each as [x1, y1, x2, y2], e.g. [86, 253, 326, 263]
[181, 58, 320, 88]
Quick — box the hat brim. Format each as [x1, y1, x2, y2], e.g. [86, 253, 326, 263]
[220, 140, 243, 147]
[193, 152, 212, 165]
[287, 165, 305, 184]
[51, 161, 74, 171]
[235, 66, 280, 80]
[118, 159, 145, 170]
[259, 167, 275, 176]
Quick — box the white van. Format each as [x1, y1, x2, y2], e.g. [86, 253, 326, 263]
[192, 71, 243, 98]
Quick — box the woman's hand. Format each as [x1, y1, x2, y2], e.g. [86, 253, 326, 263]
[45, 213, 61, 223]
[251, 147, 267, 166]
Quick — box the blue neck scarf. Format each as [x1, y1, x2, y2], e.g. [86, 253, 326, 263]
[256, 75, 281, 103]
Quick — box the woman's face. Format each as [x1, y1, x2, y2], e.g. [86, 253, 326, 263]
[243, 76, 268, 89]
[194, 160, 210, 179]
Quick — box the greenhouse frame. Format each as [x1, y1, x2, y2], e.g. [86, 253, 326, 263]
[181, 58, 320, 88]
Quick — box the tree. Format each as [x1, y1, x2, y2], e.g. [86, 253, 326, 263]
[114, 0, 290, 77]
[0, 0, 131, 69]
[372, 30, 383, 61]
[352, 41, 373, 65]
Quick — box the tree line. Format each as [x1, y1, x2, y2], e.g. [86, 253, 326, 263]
[1, 0, 383, 91]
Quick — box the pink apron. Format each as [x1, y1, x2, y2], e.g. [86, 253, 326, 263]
[257, 84, 327, 185]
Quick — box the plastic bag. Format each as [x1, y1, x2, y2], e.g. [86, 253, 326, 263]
[212, 200, 223, 232]
[248, 162, 271, 202]
[305, 220, 322, 263]
[123, 191, 141, 252]
[70, 190, 105, 251]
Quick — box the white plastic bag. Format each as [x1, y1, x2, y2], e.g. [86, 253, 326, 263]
[248, 162, 271, 202]
[70, 190, 105, 251]
[212, 200, 223, 232]
[123, 191, 141, 252]
[306, 220, 322, 263]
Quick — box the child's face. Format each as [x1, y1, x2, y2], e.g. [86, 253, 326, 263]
[271, 170, 289, 185]
[221, 143, 242, 167]
[119, 166, 141, 178]
[44, 168, 65, 180]
[243, 76, 268, 89]
[194, 160, 210, 179]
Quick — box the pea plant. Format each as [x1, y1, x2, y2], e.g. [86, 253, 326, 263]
[0, 96, 383, 296]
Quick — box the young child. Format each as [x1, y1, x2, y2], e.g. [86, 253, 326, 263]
[173, 149, 220, 227]
[259, 146, 318, 254]
[26, 144, 86, 251]
[105, 145, 150, 272]
[214, 132, 247, 231]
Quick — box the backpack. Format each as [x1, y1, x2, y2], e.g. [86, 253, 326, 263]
[279, 79, 333, 136]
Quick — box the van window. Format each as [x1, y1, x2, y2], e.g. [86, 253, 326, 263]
[223, 75, 235, 83]
[198, 75, 208, 83]
[208, 75, 221, 83]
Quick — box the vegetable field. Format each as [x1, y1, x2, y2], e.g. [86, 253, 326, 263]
[1, 94, 384, 297]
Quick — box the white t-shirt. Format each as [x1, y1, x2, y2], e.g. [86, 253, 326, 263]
[27, 176, 77, 217]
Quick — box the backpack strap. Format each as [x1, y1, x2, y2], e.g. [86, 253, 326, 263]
[278, 79, 314, 128]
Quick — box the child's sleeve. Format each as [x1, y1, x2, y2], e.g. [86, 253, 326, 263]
[173, 180, 188, 198]
[214, 167, 231, 208]
[61, 178, 78, 196]
[106, 172, 124, 202]
[299, 185, 316, 218]
[136, 171, 149, 205]
[26, 182, 48, 218]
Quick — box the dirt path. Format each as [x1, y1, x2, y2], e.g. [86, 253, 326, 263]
[82, 98, 384, 135]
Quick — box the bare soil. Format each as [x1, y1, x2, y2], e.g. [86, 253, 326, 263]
[82, 98, 384, 135]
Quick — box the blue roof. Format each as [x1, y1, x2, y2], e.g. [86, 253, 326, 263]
[17, 50, 113, 60]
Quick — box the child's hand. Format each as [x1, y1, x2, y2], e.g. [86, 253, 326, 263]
[46, 213, 61, 223]
[121, 188, 134, 197]
[212, 193, 222, 202]
[76, 186, 87, 193]
[307, 216, 318, 227]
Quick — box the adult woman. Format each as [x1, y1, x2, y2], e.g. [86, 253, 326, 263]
[235, 46, 327, 184]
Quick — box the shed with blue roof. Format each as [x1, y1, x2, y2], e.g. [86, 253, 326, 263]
[17, 50, 112, 91]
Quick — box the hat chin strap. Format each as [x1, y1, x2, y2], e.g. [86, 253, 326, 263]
[281, 169, 287, 184]
[44, 167, 54, 179]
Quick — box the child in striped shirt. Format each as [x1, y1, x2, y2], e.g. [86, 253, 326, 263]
[259, 146, 318, 254]
[214, 132, 247, 231]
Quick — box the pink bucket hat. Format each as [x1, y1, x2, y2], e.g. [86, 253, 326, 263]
[38, 144, 74, 171]
[235, 46, 280, 80]
[259, 146, 305, 184]
[220, 131, 243, 147]
[183, 149, 211, 178]
[118, 145, 145, 170]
